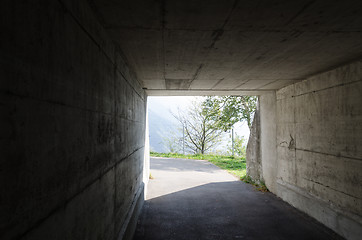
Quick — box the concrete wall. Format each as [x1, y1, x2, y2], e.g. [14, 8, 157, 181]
[274, 61, 362, 240]
[0, 1, 147, 239]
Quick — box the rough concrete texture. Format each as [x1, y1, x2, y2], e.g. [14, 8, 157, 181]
[90, 0, 362, 94]
[0, 1, 146, 239]
[260, 92, 278, 193]
[246, 101, 262, 183]
[275, 60, 362, 240]
[134, 157, 342, 240]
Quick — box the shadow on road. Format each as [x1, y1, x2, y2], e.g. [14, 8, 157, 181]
[134, 180, 342, 240]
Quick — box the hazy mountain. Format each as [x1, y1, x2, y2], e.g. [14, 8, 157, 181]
[148, 106, 179, 153]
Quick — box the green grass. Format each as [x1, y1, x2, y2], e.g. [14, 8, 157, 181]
[207, 157, 246, 179]
[150, 151, 247, 179]
[240, 175, 268, 192]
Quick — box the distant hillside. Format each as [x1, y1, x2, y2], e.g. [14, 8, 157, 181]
[148, 108, 179, 153]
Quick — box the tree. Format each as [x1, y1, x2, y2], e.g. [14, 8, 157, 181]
[173, 100, 222, 154]
[202, 96, 258, 131]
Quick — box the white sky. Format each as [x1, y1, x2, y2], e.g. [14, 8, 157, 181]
[148, 96, 194, 110]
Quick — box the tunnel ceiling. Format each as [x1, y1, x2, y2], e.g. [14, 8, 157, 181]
[90, 0, 362, 94]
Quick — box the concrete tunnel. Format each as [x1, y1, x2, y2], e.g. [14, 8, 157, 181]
[1, 0, 362, 239]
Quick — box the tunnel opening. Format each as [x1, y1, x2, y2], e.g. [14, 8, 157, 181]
[146, 95, 259, 182]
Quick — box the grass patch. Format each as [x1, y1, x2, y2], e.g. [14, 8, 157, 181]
[240, 175, 269, 192]
[207, 157, 246, 179]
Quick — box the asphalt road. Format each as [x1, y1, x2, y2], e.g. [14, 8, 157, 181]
[133, 157, 342, 240]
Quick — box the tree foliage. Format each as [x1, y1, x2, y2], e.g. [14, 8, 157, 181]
[202, 96, 258, 131]
[173, 100, 222, 154]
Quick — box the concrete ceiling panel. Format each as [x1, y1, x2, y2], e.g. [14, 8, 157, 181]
[165, 79, 193, 90]
[227, 0, 362, 32]
[109, 29, 164, 80]
[189, 80, 222, 90]
[237, 80, 277, 89]
[165, 0, 236, 30]
[164, 30, 213, 80]
[225, 0, 311, 31]
[259, 80, 301, 90]
[91, 0, 162, 29]
[89, 0, 362, 94]
[142, 80, 165, 90]
[211, 78, 250, 90]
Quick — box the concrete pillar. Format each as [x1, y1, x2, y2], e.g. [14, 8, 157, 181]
[246, 99, 262, 183]
[259, 92, 277, 193]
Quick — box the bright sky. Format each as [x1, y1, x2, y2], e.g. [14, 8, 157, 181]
[148, 96, 195, 111]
